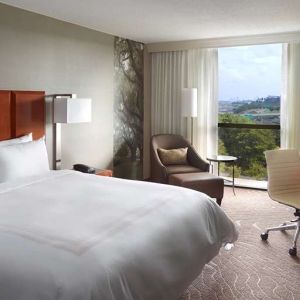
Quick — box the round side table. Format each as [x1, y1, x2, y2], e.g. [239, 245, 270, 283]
[207, 155, 238, 194]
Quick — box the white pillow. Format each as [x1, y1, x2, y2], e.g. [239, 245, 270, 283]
[0, 139, 50, 183]
[0, 133, 33, 147]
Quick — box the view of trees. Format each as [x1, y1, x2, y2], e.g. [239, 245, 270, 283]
[218, 44, 282, 181]
[218, 113, 279, 180]
[233, 97, 280, 114]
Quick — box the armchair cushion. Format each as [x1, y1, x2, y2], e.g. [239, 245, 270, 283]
[157, 147, 188, 165]
[166, 165, 202, 176]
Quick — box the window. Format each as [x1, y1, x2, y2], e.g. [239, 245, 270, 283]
[218, 44, 282, 182]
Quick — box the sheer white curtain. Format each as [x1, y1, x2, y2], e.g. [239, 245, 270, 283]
[281, 42, 300, 149]
[151, 48, 218, 158]
[187, 49, 218, 159]
[151, 51, 187, 136]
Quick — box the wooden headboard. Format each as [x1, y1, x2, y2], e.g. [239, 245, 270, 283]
[0, 90, 45, 141]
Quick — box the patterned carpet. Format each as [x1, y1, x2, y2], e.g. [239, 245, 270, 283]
[180, 188, 300, 300]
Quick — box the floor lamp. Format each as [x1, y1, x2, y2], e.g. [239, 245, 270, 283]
[181, 88, 197, 145]
[53, 94, 92, 170]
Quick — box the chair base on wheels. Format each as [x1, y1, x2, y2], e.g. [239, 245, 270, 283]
[260, 210, 300, 256]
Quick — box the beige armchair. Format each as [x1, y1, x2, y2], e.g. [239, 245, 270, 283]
[150, 134, 209, 184]
[261, 149, 300, 256]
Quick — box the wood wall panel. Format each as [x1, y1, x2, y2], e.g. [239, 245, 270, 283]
[0, 91, 12, 141]
[11, 91, 45, 140]
[0, 90, 45, 141]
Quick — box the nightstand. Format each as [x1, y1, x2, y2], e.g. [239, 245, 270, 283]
[95, 169, 113, 177]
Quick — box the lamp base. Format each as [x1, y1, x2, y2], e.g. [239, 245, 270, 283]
[53, 123, 61, 170]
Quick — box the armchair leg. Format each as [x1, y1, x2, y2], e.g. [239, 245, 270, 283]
[216, 198, 222, 206]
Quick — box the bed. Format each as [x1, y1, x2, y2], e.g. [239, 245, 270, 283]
[0, 90, 238, 300]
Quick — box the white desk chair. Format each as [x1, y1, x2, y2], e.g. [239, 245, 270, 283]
[261, 149, 300, 256]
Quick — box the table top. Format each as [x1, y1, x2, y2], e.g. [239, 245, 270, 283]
[207, 155, 238, 162]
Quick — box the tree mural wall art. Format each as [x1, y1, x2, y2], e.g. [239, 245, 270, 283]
[113, 37, 144, 179]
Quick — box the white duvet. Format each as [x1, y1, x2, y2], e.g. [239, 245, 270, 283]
[0, 170, 237, 300]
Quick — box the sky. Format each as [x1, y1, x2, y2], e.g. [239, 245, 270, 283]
[219, 43, 282, 101]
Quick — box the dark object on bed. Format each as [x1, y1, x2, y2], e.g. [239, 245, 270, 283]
[73, 164, 96, 174]
[150, 134, 224, 205]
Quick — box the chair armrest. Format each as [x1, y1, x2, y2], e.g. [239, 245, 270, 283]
[188, 146, 210, 172]
[151, 148, 168, 183]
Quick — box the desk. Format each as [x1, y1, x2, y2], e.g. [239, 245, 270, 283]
[207, 155, 238, 194]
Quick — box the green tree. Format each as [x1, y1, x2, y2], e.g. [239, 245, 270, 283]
[218, 113, 279, 180]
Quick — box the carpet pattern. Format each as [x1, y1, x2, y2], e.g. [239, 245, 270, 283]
[180, 188, 300, 300]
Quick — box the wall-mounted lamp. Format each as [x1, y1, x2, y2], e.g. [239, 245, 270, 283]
[181, 88, 197, 145]
[53, 94, 92, 170]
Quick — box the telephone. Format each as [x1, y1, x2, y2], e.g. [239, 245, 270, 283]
[73, 164, 96, 174]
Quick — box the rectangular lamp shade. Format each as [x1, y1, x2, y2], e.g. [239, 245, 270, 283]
[54, 98, 92, 124]
[181, 88, 197, 117]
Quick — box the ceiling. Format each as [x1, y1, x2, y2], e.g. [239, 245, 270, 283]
[1, 0, 300, 43]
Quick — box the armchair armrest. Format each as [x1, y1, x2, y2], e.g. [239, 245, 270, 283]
[151, 146, 168, 183]
[188, 146, 209, 172]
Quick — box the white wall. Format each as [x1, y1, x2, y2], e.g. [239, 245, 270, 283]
[0, 3, 114, 169]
